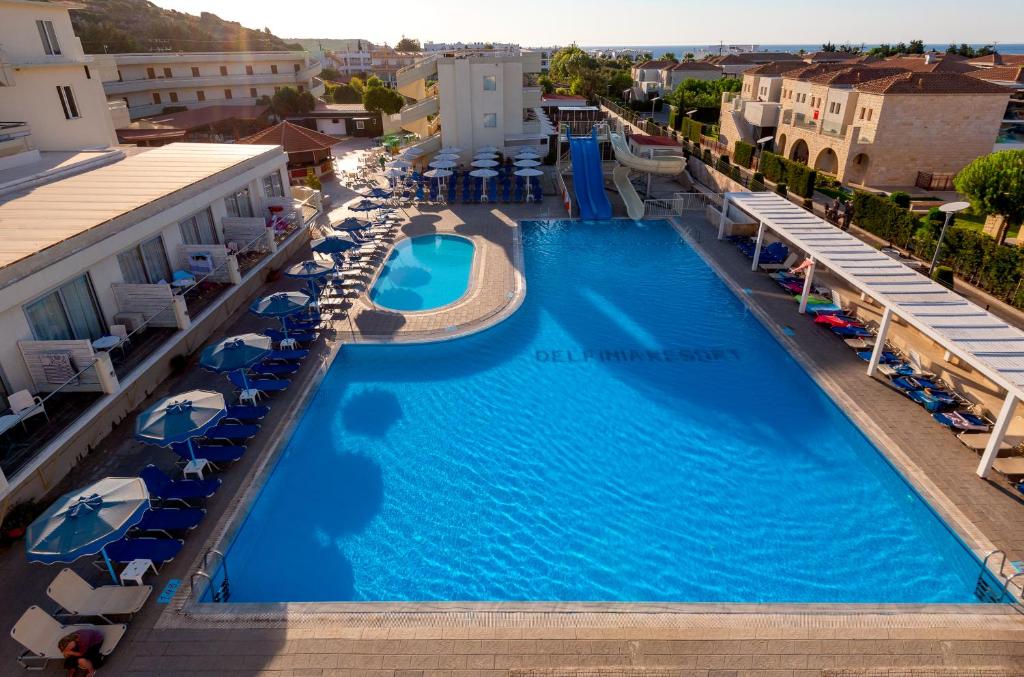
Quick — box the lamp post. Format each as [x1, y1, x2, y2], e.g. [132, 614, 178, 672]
[755, 135, 774, 172]
[929, 201, 970, 277]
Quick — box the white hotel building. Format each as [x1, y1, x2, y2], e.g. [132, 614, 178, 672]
[99, 51, 325, 120]
[0, 0, 319, 509]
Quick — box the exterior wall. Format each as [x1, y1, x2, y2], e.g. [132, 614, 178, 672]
[316, 118, 349, 135]
[0, 1, 117, 150]
[0, 153, 288, 393]
[664, 68, 720, 89]
[437, 57, 525, 154]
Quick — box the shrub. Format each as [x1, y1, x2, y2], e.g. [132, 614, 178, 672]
[702, 148, 712, 164]
[730, 166, 741, 182]
[803, 198, 814, 210]
[681, 117, 703, 143]
[751, 172, 766, 192]
[852, 191, 919, 246]
[785, 161, 817, 198]
[927, 207, 944, 224]
[932, 265, 955, 289]
[760, 151, 784, 183]
[776, 182, 787, 196]
[733, 141, 754, 169]
[715, 154, 730, 173]
[890, 191, 911, 209]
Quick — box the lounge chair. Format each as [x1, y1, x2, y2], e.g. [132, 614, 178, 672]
[9, 389, 48, 427]
[47, 569, 151, 622]
[992, 456, 1024, 480]
[104, 537, 183, 567]
[10, 606, 126, 670]
[958, 416, 1024, 452]
[228, 371, 290, 394]
[171, 442, 245, 465]
[265, 349, 308, 363]
[133, 507, 205, 536]
[759, 252, 798, 272]
[251, 362, 299, 377]
[906, 349, 936, 378]
[832, 325, 873, 338]
[906, 388, 958, 413]
[224, 404, 270, 423]
[202, 423, 260, 441]
[263, 329, 316, 345]
[932, 410, 992, 432]
[857, 350, 898, 363]
[140, 465, 220, 504]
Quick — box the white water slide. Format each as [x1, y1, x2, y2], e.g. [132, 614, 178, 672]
[607, 127, 689, 220]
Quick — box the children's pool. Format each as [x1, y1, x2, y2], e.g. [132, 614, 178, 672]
[216, 219, 991, 603]
[369, 234, 474, 311]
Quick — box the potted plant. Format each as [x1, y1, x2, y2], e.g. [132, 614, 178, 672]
[1, 500, 39, 543]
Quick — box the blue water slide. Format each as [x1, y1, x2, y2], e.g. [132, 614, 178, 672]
[568, 129, 612, 220]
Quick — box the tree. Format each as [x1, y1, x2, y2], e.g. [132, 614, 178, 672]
[362, 85, 405, 115]
[395, 37, 421, 52]
[662, 52, 678, 62]
[537, 74, 555, 95]
[683, 52, 695, 61]
[606, 70, 632, 97]
[366, 75, 384, 89]
[320, 66, 342, 81]
[332, 84, 361, 103]
[304, 169, 321, 191]
[268, 86, 316, 118]
[954, 150, 1024, 232]
[349, 76, 365, 94]
[908, 39, 925, 54]
[550, 45, 598, 82]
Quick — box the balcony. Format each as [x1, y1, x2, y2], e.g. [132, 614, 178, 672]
[105, 66, 319, 95]
[742, 101, 780, 128]
[0, 122, 33, 160]
[396, 55, 439, 90]
[522, 86, 543, 109]
[820, 120, 847, 138]
[310, 76, 326, 99]
[790, 112, 818, 131]
[112, 51, 312, 66]
[400, 95, 439, 125]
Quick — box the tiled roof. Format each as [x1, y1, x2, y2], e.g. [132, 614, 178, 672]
[870, 55, 977, 73]
[804, 51, 860, 62]
[630, 134, 681, 146]
[806, 66, 908, 85]
[667, 61, 721, 71]
[747, 61, 806, 76]
[634, 60, 674, 69]
[708, 51, 802, 65]
[139, 104, 269, 130]
[967, 53, 1024, 67]
[968, 65, 1024, 84]
[854, 71, 1014, 94]
[238, 120, 342, 153]
[781, 62, 856, 81]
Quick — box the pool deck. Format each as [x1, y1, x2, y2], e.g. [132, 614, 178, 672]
[2, 170, 1024, 674]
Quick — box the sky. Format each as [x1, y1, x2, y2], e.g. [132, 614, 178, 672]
[149, 0, 1024, 47]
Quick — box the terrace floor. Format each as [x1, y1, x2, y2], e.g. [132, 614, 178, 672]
[1, 148, 1023, 675]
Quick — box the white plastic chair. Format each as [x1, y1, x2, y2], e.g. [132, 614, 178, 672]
[10, 605, 126, 670]
[110, 324, 130, 357]
[9, 390, 47, 428]
[47, 569, 151, 622]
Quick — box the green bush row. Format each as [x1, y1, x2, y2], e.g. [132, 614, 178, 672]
[681, 117, 703, 143]
[733, 141, 754, 169]
[758, 151, 816, 198]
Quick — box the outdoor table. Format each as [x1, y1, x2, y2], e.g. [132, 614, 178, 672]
[92, 335, 120, 351]
[238, 389, 262, 406]
[183, 457, 211, 480]
[120, 558, 156, 586]
[279, 338, 298, 350]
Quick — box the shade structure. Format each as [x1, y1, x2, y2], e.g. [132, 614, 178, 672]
[476, 145, 498, 153]
[471, 159, 499, 168]
[199, 333, 272, 396]
[470, 168, 499, 178]
[386, 159, 411, 169]
[199, 333, 272, 373]
[439, 146, 463, 154]
[514, 167, 545, 177]
[434, 153, 459, 161]
[349, 199, 382, 213]
[429, 159, 457, 169]
[514, 159, 541, 167]
[515, 150, 541, 158]
[250, 291, 313, 318]
[423, 168, 453, 178]
[312, 235, 357, 255]
[286, 259, 335, 297]
[334, 217, 371, 231]
[363, 187, 393, 199]
[401, 147, 425, 157]
[135, 389, 227, 464]
[25, 477, 150, 583]
[473, 152, 498, 159]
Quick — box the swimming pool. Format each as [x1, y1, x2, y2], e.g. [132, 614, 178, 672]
[369, 234, 474, 311]
[217, 219, 990, 604]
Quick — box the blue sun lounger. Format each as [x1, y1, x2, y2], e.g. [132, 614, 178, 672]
[832, 325, 873, 338]
[856, 350, 898, 363]
[263, 329, 316, 345]
[105, 537, 183, 566]
[266, 349, 308, 362]
[201, 423, 260, 441]
[140, 465, 220, 503]
[228, 371, 290, 394]
[224, 404, 270, 423]
[932, 410, 991, 432]
[133, 507, 205, 536]
[251, 362, 299, 377]
[171, 442, 246, 464]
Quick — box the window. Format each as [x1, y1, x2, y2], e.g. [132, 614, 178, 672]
[152, 92, 161, 105]
[355, 120, 365, 130]
[24, 275, 104, 342]
[197, 90, 205, 102]
[179, 208, 219, 244]
[224, 89, 233, 99]
[249, 87, 257, 98]
[84, 65, 91, 79]
[192, 66, 200, 77]
[245, 65, 254, 75]
[262, 172, 285, 198]
[169, 92, 178, 103]
[57, 86, 80, 119]
[483, 75, 496, 91]
[118, 236, 172, 285]
[225, 187, 253, 218]
[273, 86, 281, 93]
[163, 67, 172, 78]
[483, 113, 497, 128]
[147, 67, 156, 79]
[293, 63, 300, 72]
[867, 108, 873, 121]
[271, 64, 278, 74]
[220, 66, 228, 76]
[36, 20, 61, 56]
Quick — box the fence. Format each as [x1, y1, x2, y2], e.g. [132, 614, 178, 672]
[554, 169, 573, 216]
[0, 193, 323, 483]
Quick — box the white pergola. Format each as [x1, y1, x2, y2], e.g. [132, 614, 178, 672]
[722, 192, 1024, 479]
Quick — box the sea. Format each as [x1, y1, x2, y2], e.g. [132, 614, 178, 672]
[582, 44, 1024, 58]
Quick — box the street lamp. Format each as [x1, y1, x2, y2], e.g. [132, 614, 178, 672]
[929, 201, 970, 277]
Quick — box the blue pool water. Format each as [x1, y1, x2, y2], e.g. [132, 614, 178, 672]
[369, 234, 474, 311]
[220, 219, 989, 603]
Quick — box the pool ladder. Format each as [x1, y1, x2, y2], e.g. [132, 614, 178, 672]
[976, 550, 1024, 604]
[190, 548, 231, 603]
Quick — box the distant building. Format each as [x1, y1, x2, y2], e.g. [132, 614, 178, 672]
[97, 51, 324, 120]
[322, 39, 373, 79]
[629, 60, 724, 101]
[288, 102, 384, 138]
[370, 44, 419, 87]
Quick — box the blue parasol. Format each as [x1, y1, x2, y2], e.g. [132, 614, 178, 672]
[334, 217, 372, 232]
[349, 199, 382, 213]
[286, 259, 335, 297]
[311, 236, 357, 256]
[135, 390, 227, 463]
[363, 187, 393, 199]
[25, 477, 150, 583]
[199, 333, 272, 394]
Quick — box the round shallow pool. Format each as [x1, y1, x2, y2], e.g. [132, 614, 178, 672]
[370, 234, 475, 311]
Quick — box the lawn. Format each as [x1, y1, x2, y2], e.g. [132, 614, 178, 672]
[952, 210, 1019, 240]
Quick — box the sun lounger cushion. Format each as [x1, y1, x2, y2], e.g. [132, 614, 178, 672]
[104, 537, 183, 564]
[134, 507, 205, 533]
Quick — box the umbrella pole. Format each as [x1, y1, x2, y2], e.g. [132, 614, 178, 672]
[187, 438, 197, 463]
[101, 546, 119, 584]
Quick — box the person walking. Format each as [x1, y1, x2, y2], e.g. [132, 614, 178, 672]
[841, 201, 854, 231]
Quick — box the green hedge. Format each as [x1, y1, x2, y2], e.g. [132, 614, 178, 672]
[758, 151, 816, 198]
[852, 191, 920, 246]
[681, 117, 703, 143]
[733, 141, 754, 169]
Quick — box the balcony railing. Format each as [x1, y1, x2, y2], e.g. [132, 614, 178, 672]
[820, 120, 847, 138]
[0, 121, 32, 159]
[791, 112, 817, 131]
[105, 67, 319, 95]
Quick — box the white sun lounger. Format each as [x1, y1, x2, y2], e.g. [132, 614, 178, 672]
[10, 605, 126, 670]
[759, 252, 798, 272]
[47, 569, 152, 622]
[958, 416, 1024, 452]
[992, 456, 1024, 479]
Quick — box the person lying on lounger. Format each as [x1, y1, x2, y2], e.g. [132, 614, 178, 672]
[788, 257, 814, 275]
